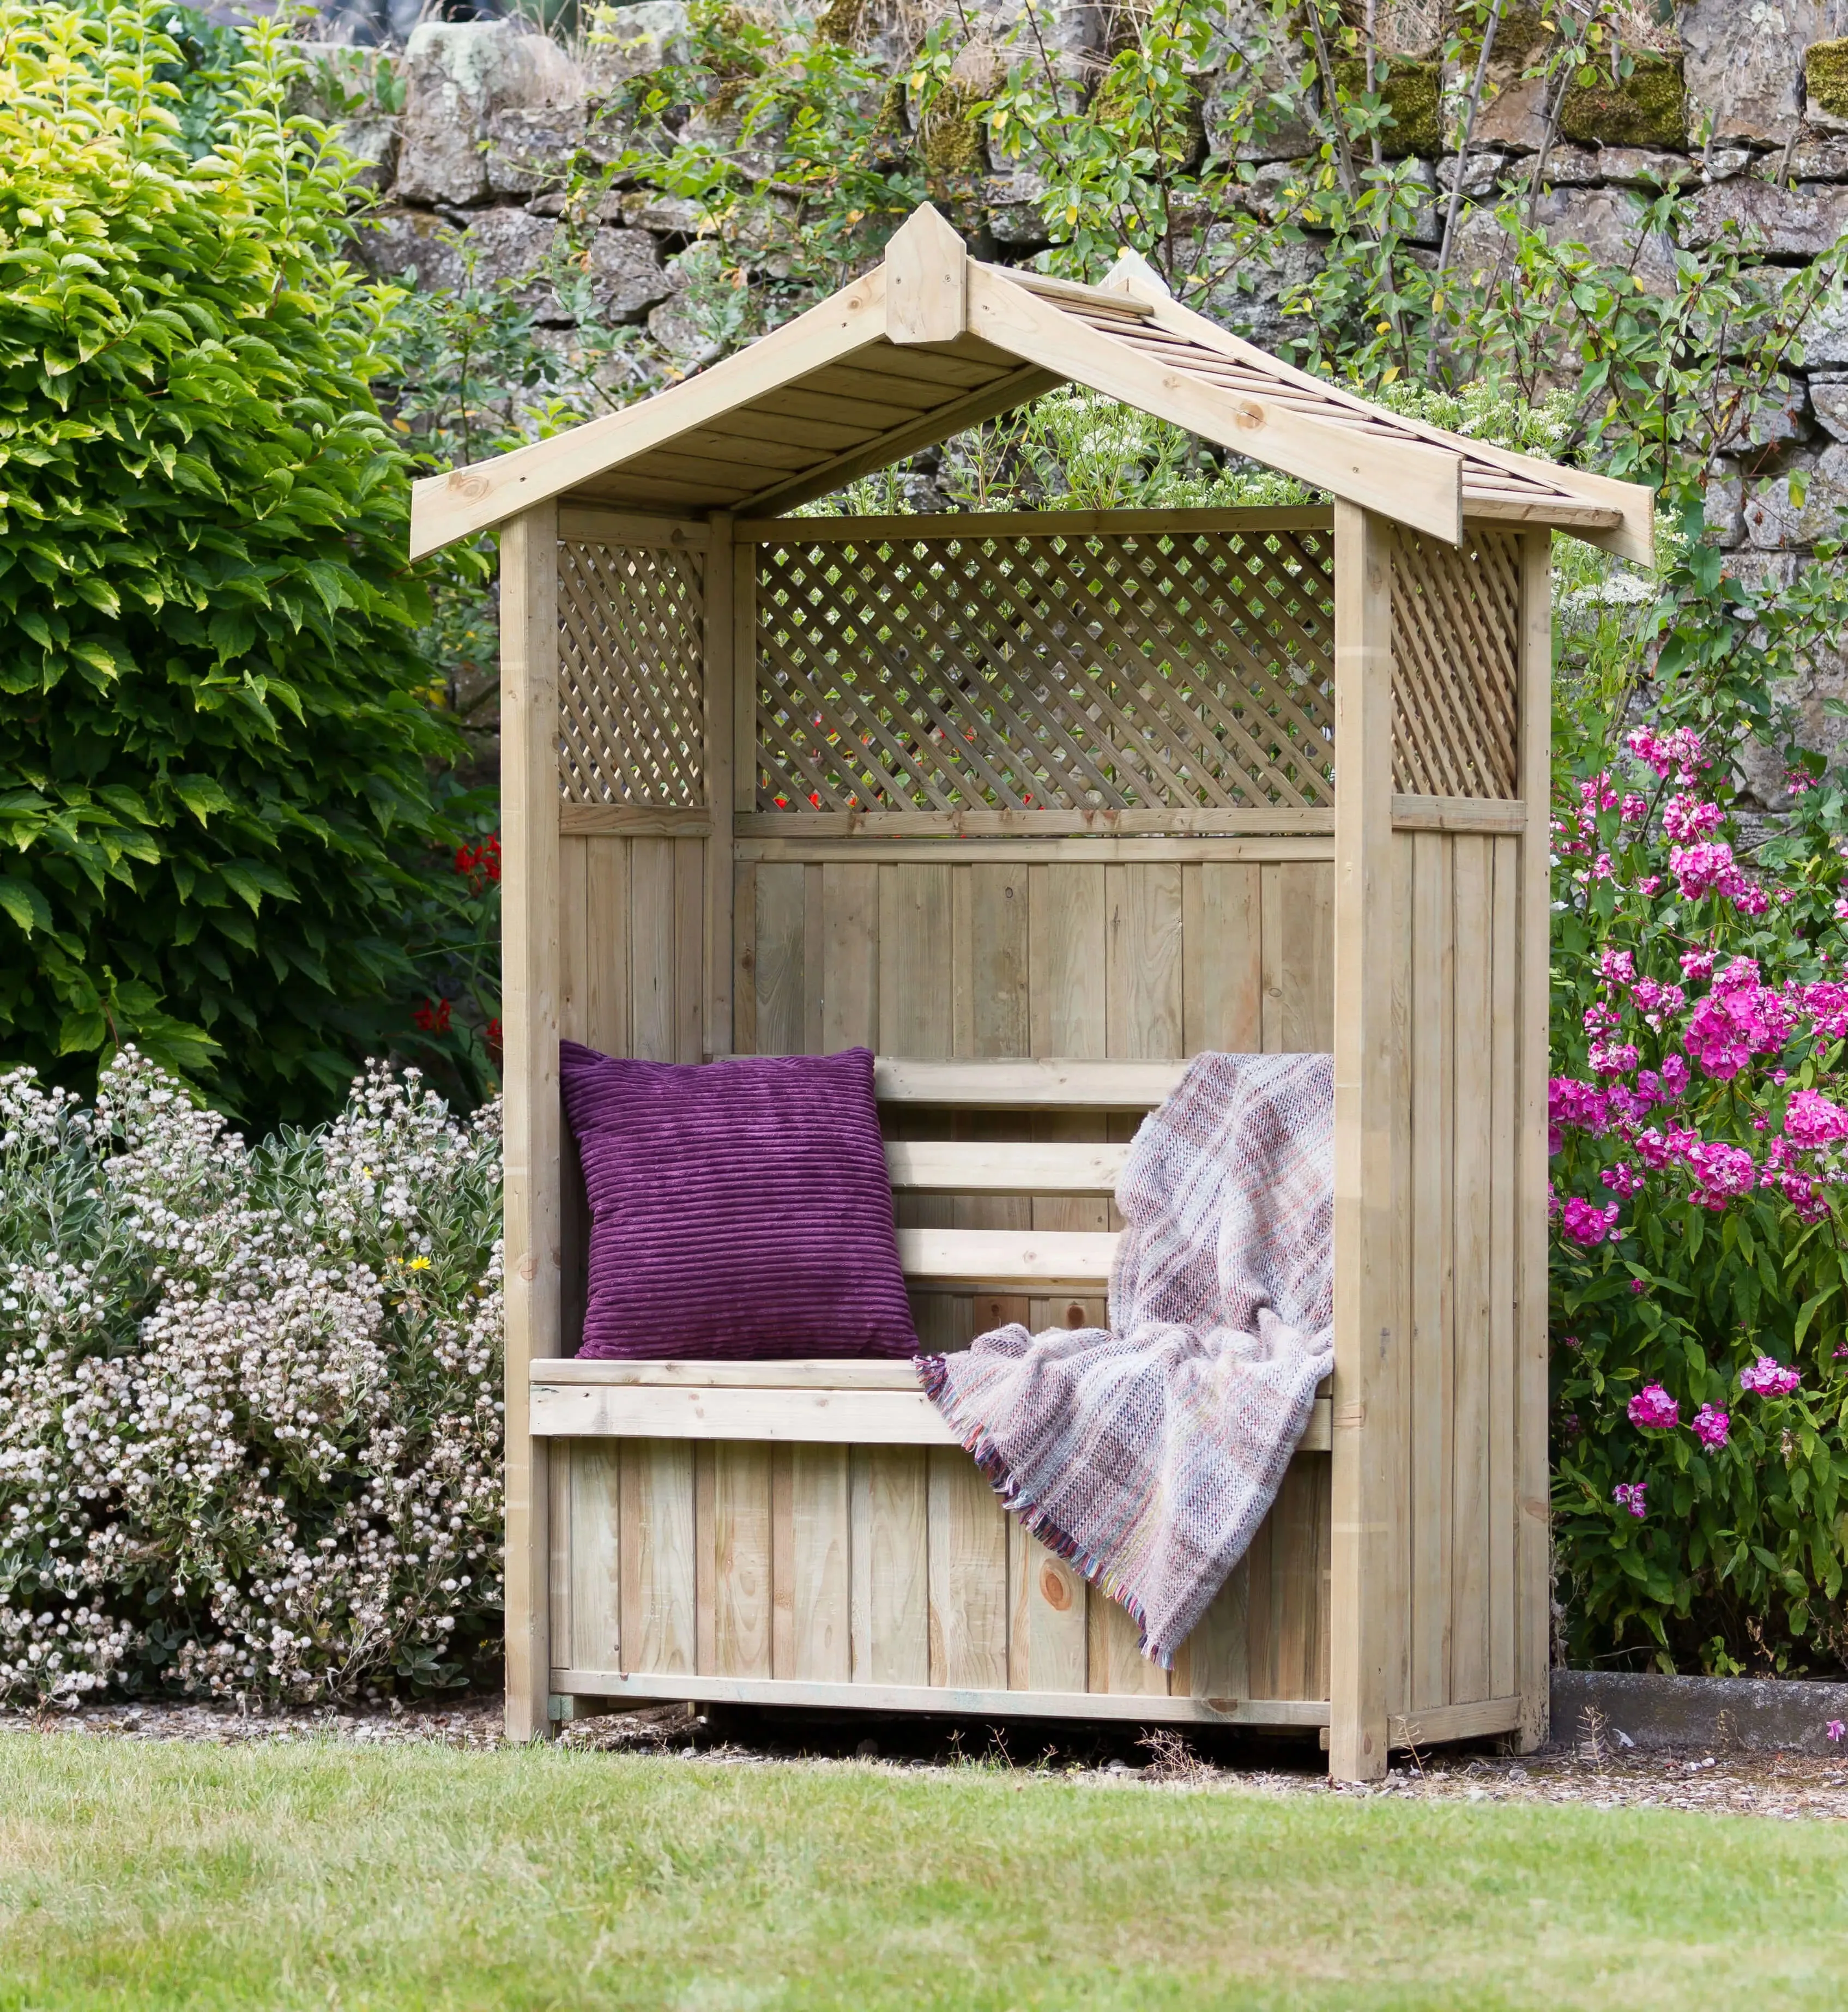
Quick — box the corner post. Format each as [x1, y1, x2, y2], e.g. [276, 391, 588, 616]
[501, 499, 561, 1743]
[1514, 530, 1554, 1751]
[1328, 502, 1400, 1783]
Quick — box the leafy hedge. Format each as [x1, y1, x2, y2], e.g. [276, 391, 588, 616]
[0, 0, 456, 1131]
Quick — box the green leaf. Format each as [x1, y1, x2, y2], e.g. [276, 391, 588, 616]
[0, 876, 51, 936]
[171, 776, 235, 825]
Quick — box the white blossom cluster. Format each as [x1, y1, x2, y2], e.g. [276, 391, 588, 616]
[0, 1050, 503, 1705]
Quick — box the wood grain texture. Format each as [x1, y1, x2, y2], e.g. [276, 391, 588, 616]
[1326, 501, 1399, 1783]
[1105, 862, 1184, 1058]
[709, 1442, 772, 1678]
[1183, 863, 1262, 1053]
[855, 1446, 930, 1685]
[499, 500, 561, 1742]
[927, 1449, 1009, 1689]
[822, 863, 880, 1050]
[1028, 865, 1107, 1058]
[566, 1441, 622, 1672]
[619, 1439, 695, 1676]
[788, 1446, 851, 1682]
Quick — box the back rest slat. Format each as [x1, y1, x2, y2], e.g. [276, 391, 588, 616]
[874, 1058, 1185, 1107]
[885, 1141, 1130, 1194]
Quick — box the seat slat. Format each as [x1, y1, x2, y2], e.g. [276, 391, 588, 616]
[897, 1226, 1118, 1289]
[528, 1374, 1334, 1453]
[885, 1140, 1130, 1194]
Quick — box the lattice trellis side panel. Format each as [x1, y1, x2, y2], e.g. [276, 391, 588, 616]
[753, 524, 1337, 813]
[557, 540, 705, 806]
[1388, 527, 1522, 801]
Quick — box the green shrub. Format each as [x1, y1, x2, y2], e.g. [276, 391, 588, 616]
[0, 0, 458, 1131]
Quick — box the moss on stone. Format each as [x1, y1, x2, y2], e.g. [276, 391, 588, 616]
[1807, 38, 1848, 122]
[814, 0, 862, 50]
[921, 85, 986, 182]
[1331, 57, 1441, 159]
[1557, 51, 1686, 148]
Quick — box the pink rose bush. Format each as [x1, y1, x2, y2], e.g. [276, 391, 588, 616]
[1550, 720, 1848, 1676]
[0, 1051, 504, 1705]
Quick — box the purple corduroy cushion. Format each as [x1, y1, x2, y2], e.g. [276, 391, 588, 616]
[560, 1041, 919, 1360]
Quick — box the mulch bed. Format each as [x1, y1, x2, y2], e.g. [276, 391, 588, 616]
[8, 1693, 1848, 1817]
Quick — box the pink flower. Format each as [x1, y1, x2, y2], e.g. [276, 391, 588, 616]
[1602, 1161, 1644, 1196]
[1686, 1138, 1758, 1209]
[1630, 1278, 1650, 1295]
[1627, 726, 1707, 783]
[1786, 769, 1817, 796]
[1638, 874, 1664, 897]
[1834, 896, 1848, 923]
[1628, 1383, 1680, 1429]
[1735, 883, 1770, 917]
[1584, 1001, 1621, 1036]
[1828, 1720, 1846, 1744]
[1599, 948, 1638, 988]
[1683, 963, 1793, 1080]
[1739, 1355, 1802, 1397]
[1561, 1197, 1621, 1244]
[1550, 1078, 1612, 1141]
[1671, 841, 1747, 904]
[1612, 1481, 1648, 1518]
[1692, 1403, 1730, 1449]
[1680, 950, 1716, 984]
[1663, 793, 1725, 842]
[1561, 1333, 1583, 1350]
[1590, 1040, 1640, 1077]
[1785, 1089, 1848, 1148]
[1621, 792, 1649, 824]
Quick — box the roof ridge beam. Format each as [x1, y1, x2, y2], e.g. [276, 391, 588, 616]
[885, 203, 968, 345]
[968, 264, 1464, 545]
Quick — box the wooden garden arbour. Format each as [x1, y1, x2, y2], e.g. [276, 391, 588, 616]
[411, 204, 1652, 1781]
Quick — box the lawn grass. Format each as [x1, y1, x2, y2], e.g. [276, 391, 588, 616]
[0, 1739, 1840, 2010]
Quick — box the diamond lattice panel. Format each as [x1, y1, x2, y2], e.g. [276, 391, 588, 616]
[753, 524, 1336, 813]
[557, 540, 705, 806]
[1388, 527, 1521, 801]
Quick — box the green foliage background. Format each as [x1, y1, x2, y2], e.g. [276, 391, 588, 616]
[0, 0, 457, 1130]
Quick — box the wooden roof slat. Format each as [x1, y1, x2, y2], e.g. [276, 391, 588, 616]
[408, 203, 1654, 558]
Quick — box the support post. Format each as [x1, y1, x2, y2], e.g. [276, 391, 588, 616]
[501, 500, 562, 1743]
[1328, 502, 1400, 1783]
[1514, 531, 1554, 1751]
[704, 513, 735, 1058]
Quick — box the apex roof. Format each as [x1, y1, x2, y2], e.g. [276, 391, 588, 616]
[408, 202, 1653, 565]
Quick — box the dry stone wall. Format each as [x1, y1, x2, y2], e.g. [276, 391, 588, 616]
[330, 2, 1848, 759]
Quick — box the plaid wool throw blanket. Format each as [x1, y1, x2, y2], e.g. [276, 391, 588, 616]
[917, 1051, 1334, 1668]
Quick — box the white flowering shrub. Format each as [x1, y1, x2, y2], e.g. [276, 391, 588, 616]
[0, 1050, 503, 1703]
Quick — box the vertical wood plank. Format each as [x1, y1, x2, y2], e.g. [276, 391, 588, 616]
[1183, 862, 1263, 1055]
[1028, 864, 1106, 1058]
[1410, 829, 1456, 1714]
[1184, 1557, 1251, 1705]
[500, 500, 560, 1742]
[1259, 863, 1283, 1053]
[557, 837, 590, 1357]
[694, 1442, 716, 1676]
[1327, 500, 1400, 1783]
[1277, 861, 1336, 1052]
[1489, 835, 1520, 1702]
[1387, 829, 1416, 1725]
[1106, 862, 1184, 1058]
[1514, 533, 1553, 1751]
[674, 836, 705, 1062]
[567, 1441, 623, 1672]
[732, 862, 757, 1055]
[711, 1442, 773, 1679]
[549, 1440, 573, 1676]
[618, 1439, 695, 1676]
[822, 862, 879, 1050]
[587, 838, 630, 1055]
[1020, 1533, 1088, 1694]
[629, 838, 677, 1062]
[971, 863, 1030, 1057]
[857, 1447, 929, 1685]
[879, 863, 953, 1056]
[1450, 834, 1494, 1705]
[802, 863, 825, 1055]
[1270, 1455, 1332, 1700]
[704, 516, 734, 1056]
[1086, 1588, 1165, 1696]
[926, 1449, 1008, 1690]
[951, 864, 976, 1060]
[753, 863, 806, 1058]
[770, 1444, 794, 1677]
[790, 1446, 851, 1682]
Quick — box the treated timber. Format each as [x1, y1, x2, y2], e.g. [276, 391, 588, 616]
[1327, 502, 1400, 1784]
[549, 1671, 1332, 1727]
[501, 499, 561, 1745]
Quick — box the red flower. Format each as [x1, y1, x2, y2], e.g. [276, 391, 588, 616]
[485, 1015, 503, 1063]
[454, 832, 503, 893]
[413, 997, 453, 1035]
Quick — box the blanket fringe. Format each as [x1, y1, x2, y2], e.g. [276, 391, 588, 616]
[915, 1354, 1173, 1670]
